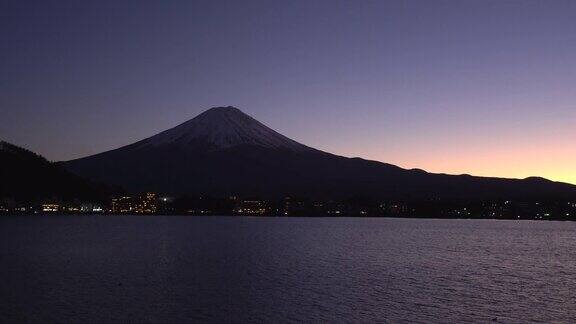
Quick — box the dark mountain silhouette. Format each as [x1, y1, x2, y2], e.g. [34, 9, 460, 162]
[61, 107, 576, 202]
[0, 141, 113, 204]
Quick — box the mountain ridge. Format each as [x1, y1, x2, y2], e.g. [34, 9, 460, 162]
[61, 107, 576, 201]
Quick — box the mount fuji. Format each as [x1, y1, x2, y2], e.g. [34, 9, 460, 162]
[140, 106, 310, 152]
[62, 106, 576, 201]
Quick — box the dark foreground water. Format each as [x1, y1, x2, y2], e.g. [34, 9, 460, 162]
[1, 216, 576, 323]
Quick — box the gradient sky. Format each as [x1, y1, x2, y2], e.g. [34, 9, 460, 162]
[1, 0, 575, 184]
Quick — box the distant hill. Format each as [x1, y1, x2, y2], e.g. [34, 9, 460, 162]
[0, 141, 113, 204]
[62, 106, 576, 202]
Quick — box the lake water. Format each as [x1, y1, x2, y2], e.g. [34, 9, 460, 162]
[1, 216, 575, 323]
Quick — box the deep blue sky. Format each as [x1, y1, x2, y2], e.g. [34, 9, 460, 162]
[1, 1, 575, 183]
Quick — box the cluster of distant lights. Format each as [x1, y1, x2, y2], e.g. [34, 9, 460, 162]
[1, 199, 574, 217]
[41, 204, 103, 213]
[111, 193, 159, 214]
[236, 208, 267, 214]
[187, 209, 211, 214]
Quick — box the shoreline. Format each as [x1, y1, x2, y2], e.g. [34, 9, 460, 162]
[2, 213, 575, 222]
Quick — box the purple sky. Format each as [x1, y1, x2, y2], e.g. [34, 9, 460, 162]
[1, 1, 575, 183]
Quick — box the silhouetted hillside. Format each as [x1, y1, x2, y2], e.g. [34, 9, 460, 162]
[0, 141, 114, 204]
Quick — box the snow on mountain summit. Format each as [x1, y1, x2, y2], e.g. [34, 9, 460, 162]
[141, 106, 310, 151]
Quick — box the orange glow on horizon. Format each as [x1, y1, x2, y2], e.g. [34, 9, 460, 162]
[339, 131, 576, 185]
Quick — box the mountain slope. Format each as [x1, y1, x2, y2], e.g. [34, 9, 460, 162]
[61, 107, 576, 201]
[0, 141, 112, 203]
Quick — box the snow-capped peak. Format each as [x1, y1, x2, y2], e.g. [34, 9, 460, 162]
[140, 106, 310, 151]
